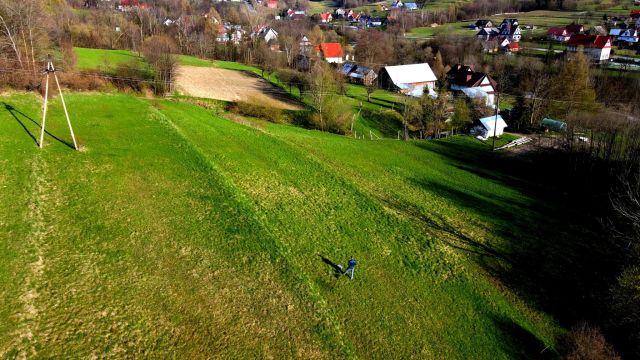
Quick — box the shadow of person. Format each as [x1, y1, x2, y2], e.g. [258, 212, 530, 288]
[319, 255, 344, 279]
[3, 103, 75, 149]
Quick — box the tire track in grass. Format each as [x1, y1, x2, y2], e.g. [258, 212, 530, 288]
[151, 106, 355, 359]
[7, 154, 56, 359]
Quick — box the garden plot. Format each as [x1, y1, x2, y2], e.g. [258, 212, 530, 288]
[175, 65, 301, 110]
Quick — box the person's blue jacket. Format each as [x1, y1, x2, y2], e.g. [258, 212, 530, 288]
[347, 257, 357, 270]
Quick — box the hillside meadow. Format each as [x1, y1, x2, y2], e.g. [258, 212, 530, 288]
[0, 91, 576, 358]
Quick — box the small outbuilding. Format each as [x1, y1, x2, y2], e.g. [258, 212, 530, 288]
[472, 115, 508, 139]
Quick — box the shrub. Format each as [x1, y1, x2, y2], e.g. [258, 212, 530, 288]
[227, 100, 285, 123]
[610, 265, 640, 356]
[58, 72, 107, 91]
[561, 322, 620, 360]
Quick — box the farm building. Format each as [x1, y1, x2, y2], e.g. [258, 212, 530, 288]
[340, 63, 377, 85]
[566, 35, 612, 62]
[447, 65, 497, 107]
[473, 115, 508, 139]
[378, 63, 437, 97]
[316, 43, 344, 63]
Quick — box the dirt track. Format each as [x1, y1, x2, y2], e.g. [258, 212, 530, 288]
[175, 66, 302, 110]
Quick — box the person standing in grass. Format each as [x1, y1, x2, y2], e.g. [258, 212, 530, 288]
[344, 256, 357, 280]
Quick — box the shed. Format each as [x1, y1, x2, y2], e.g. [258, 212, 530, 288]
[477, 115, 508, 138]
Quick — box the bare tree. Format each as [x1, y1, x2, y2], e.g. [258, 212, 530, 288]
[143, 35, 178, 94]
[308, 61, 337, 131]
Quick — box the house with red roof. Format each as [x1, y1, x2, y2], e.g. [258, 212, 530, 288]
[547, 23, 583, 42]
[316, 42, 344, 63]
[565, 23, 584, 34]
[117, 0, 149, 11]
[566, 35, 612, 62]
[506, 42, 519, 52]
[547, 27, 570, 42]
[266, 0, 278, 9]
[319, 13, 333, 23]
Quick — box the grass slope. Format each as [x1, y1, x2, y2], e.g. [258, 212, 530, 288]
[1, 92, 562, 358]
[73, 48, 146, 72]
[73, 48, 404, 137]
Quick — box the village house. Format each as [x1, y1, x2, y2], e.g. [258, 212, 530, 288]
[216, 24, 245, 44]
[116, 0, 148, 11]
[404, 2, 418, 10]
[319, 13, 333, 23]
[286, 9, 306, 20]
[299, 35, 312, 53]
[340, 63, 377, 86]
[547, 27, 570, 42]
[361, 17, 383, 27]
[565, 23, 585, 35]
[393, 1, 418, 10]
[316, 43, 344, 64]
[253, 26, 279, 46]
[566, 34, 612, 62]
[470, 19, 493, 30]
[504, 41, 519, 53]
[610, 28, 639, 44]
[447, 64, 498, 108]
[547, 23, 584, 42]
[378, 63, 437, 97]
[348, 10, 362, 22]
[498, 19, 521, 42]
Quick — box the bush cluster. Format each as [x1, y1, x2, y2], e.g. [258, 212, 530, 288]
[227, 101, 285, 123]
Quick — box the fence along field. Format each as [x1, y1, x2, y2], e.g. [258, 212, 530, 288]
[0, 91, 567, 358]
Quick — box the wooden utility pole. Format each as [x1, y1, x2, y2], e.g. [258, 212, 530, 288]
[492, 92, 500, 151]
[39, 56, 78, 150]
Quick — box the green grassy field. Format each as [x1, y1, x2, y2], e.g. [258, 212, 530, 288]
[0, 91, 567, 357]
[73, 47, 147, 72]
[409, 4, 638, 39]
[71, 48, 405, 137]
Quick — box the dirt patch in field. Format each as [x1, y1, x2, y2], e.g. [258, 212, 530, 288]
[175, 66, 302, 110]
